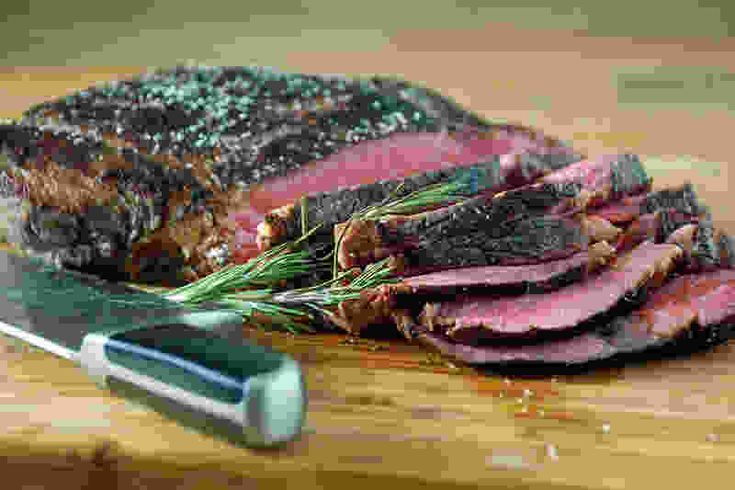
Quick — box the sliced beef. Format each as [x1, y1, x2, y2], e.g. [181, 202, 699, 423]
[335, 154, 648, 271]
[255, 150, 579, 252]
[411, 220, 720, 345]
[400, 241, 616, 295]
[329, 209, 688, 336]
[421, 226, 696, 342]
[2, 66, 576, 284]
[237, 127, 578, 260]
[377, 210, 680, 299]
[612, 208, 701, 253]
[539, 153, 651, 208]
[335, 186, 583, 272]
[349, 212, 595, 277]
[325, 241, 616, 335]
[592, 183, 704, 225]
[240, 124, 576, 212]
[335, 200, 624, 275]
[406, 267, 735, 368]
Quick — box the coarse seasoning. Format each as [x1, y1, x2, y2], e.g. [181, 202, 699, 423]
[3, 66, 491, 283]
[23, 66, 480, 190]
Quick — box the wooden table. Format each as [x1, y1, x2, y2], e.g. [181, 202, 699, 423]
[1, 36, 734, 489]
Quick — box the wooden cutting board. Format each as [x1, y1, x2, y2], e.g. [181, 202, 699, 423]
[2, 328, 735, 490]
[0, 56, 733, 489]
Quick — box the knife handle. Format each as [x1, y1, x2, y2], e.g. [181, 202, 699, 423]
[78, 316, 306, 447]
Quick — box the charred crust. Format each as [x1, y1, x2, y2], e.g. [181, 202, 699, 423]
[690, 216, 718, 269]
[716, 231, 734, 268]
[257, 204, 294, 251]
[335, 219, 386, 270]
[16, 159, 119, 213]
[392, 311, 422, 340]
[327, 284, 401, 334]
[643, 182, 704, 217]
[419, 303, 456, 337]
[583, 216, 622, 243]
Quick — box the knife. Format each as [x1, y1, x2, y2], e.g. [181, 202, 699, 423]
[0, 249, 306, 447]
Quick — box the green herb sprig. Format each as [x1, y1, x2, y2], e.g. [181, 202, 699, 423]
[163, 226, 321, 307]
[217, 257, 397, 333]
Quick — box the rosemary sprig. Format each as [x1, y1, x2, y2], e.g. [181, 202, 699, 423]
[215, 298, 316, 334]
[219, 258, 397, 332]
[362, 181, 468, 220]
[269, 257, 396, 307]
[163, 225, 321, 306]
[362, 165, 484, 220]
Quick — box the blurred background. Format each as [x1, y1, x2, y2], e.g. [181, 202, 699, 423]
[1, 0, 733, 229]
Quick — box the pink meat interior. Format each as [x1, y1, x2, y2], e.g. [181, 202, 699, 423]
[230, 129, 573, 258]
[405, 252, 591, 289]
[439, 241, 674, 336]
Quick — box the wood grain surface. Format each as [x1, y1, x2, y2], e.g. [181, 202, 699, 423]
[1, 29, 734, 489]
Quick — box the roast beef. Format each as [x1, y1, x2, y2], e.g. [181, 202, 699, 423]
[420, 224, 698, 342]
[612, 208, 702, 253]
[592, 183, 704, 225]
[393, 208, 693, 299]
[0, 66, 576, 284]
[400, 240, 616, 295]
[405, 256, 734, 368]
[255, 151, 579, 252]
[324, 241, 616, 335]
[4, 66, 732, 374]
[398, 226, 734, 368]
[332, 208, 698, 336]
[407, 269, 735, 367]
[538, 153, 651, 209]
[334, 154, 650, 271]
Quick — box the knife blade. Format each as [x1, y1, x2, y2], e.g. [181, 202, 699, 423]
[0, 249, 306, 447]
